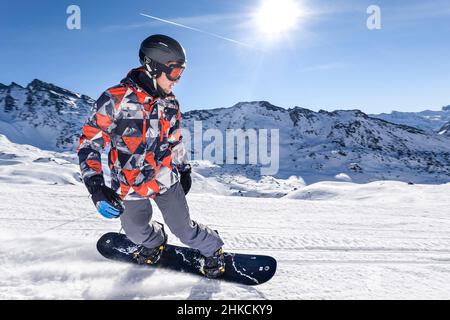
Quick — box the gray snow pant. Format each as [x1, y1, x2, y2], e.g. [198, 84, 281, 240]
[120, 182, 224, 257]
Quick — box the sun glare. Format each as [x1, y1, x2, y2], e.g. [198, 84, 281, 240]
[254, 0, 302, 36]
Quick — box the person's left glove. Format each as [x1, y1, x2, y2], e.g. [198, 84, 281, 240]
[84, 175, 124, 219]
[179, 165, 192, 195]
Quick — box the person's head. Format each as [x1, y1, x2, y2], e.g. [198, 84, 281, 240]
[139, 34, 186, 94]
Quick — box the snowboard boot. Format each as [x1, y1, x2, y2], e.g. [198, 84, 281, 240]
[201, 248, 225, 279]
[133, 228, 168, 265]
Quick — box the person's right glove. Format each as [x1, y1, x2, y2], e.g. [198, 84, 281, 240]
[84, 175, 124, 219]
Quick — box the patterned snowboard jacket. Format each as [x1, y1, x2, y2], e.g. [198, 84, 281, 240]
[78, 67, 189, 200]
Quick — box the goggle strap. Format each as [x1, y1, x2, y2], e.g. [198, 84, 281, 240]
[146, 60, 184, 81]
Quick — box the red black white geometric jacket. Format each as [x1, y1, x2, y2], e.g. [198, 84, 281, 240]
[78, 67, 189, 200]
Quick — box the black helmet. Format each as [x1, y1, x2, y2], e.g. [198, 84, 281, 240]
[139, 34, 186, 67]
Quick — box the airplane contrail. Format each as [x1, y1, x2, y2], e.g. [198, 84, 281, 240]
[139, 13, 253, 48]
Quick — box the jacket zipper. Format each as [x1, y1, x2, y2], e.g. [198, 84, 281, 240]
[142, 108, 148, 144]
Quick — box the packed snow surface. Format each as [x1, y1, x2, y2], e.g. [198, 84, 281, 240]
[1, 136, 449, 299]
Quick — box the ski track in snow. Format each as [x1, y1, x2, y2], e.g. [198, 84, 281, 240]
[1, 182, 450, 300]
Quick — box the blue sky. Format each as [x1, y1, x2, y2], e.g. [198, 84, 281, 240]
[1, 0, 449, 113]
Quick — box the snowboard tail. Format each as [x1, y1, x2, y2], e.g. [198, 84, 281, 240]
[97, 232, 276, 286]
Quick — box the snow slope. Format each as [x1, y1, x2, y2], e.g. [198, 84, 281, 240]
[1, 137, 449, 299]
[1, 181, 450, 299]
[0, 135, 81, 185]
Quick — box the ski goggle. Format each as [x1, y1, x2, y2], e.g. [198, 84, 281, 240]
[159, 62, 185, 81]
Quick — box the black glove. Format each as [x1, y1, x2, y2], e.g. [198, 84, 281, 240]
[84, 175, 124, 218]
[179, 165, 192, 195]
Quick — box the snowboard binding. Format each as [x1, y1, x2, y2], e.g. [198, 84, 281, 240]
[133, 226, 168, 265]
[201, 248, 226, 279]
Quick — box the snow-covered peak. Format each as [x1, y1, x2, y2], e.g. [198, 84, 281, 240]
[26, 79, 85, 100]
[8, 82, 25, 89]
[0, 79, 94, 151]
[233, 100, 286, 113]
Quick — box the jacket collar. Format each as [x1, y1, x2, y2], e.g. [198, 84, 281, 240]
[121, 67, 175, 100]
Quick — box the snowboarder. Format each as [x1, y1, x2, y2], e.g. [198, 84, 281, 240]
[78, 34, 225, 278]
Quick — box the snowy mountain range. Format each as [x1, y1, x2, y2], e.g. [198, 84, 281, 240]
[1, 79, 450, 189]
[183, 102, 450, 185]
[370, 106, 450, 134]
[0, 80, 93, 151]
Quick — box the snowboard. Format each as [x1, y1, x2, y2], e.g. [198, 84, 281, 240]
[97, 232, 277, 286]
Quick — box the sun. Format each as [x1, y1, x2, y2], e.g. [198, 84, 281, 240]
[254, 0, 302, 36]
